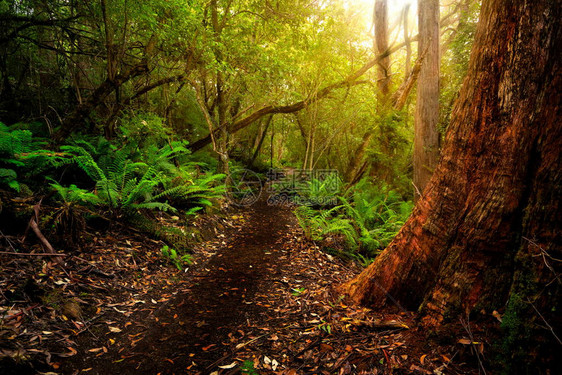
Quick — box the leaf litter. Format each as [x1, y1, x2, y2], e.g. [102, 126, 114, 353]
[1, 199, 486, 374]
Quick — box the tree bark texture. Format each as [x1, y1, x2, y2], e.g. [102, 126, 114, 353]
[374, 0, 391, 97]
[413, 0, 440, 197]
[344, 0, 561, 348]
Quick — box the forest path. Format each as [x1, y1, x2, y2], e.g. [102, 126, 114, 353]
[64, 197, 304, 374]
[1, 191, 487, 375]
[54, 194, 479, 375]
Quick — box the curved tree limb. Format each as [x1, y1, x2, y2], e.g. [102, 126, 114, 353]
[187, 40, 411, 152]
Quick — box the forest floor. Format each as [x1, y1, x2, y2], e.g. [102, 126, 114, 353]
[0, 196, 486, 374]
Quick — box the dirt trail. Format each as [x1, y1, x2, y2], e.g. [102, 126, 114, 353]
[5, 195, 481, 374]
[64, 199, 296, 374]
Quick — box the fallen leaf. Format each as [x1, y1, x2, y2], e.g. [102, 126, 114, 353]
[410, 364, 432, 374]
[57, 347, 77, 357]
[218, 362, 237, 369]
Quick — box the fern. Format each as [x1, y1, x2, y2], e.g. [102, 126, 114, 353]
[0, 168, 20, 191]
[60, 141, 224, 215]
[0, 123, 60, 187]
[0, 123, 35, 156]
[60, 145, 107, 181]
[295, 179, 413, 262]
[50, 181, 100, 206]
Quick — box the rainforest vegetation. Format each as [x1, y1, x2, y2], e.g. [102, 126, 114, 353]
[0, 0, 560, 374]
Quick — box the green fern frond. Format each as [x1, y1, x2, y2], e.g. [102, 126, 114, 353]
[131, 201, 177, 212]
[60, 145, 106, 181]
[50, 181, 100, 205]
[0, 168, 19, 191]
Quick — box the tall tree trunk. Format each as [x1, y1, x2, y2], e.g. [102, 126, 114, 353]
[210, 0, 230, 176]
[403, 4, 412, 77]
[216, 71, 230, 176]
[413, 0, 440, 199]
[374, 0, 391, 98]
[344, 0, 561, 369]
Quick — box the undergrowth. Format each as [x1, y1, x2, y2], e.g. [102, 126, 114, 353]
[0, 120, 226, 255]
[295, 179, 412, 264]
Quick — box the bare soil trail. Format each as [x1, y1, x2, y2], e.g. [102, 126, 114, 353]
[63, 198, 300, 374]
[2, 193, 485, 374]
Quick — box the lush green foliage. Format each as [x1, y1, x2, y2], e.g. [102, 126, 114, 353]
[440, 1, 481, 132]
[270, 172, 342, 206]
[1, 0, 477, 260]
[0, 119, 226, 251]
[295, 179, 413, 264]
[0, 123, 46, 192]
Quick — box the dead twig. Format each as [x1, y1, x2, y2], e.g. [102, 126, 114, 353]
[527, 299, 562, 345]
[460, 316, 487, 375]
[0, 251, 67, 256]
[25, 199, 66, 267]
[0, 229, 18, 251]
[2, 303, 41, 322]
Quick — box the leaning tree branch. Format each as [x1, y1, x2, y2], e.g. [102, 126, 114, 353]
[104, 73, 187, 128]
[186, 9, 462, 152]
[25, 200, 65, 266]
[188, 39, 412, 152]
[391, 46, 428, 110]
[54, 62, 150, 141]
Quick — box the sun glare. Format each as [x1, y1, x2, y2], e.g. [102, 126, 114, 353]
[347, 0, 418, 42]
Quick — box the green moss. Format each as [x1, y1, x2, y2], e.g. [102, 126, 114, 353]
[496, 253, 538, 374]
[41, 288, 64, 310]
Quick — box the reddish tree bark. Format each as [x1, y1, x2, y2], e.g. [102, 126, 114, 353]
[345, 0, 561, 366]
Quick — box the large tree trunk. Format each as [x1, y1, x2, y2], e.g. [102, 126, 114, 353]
[345, 0, 561, 368]
[413, 0, 440, 198]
